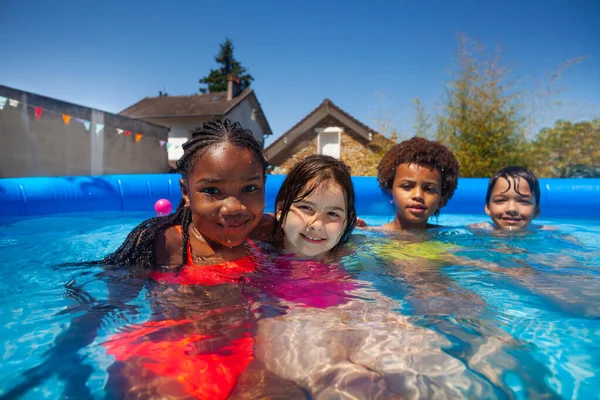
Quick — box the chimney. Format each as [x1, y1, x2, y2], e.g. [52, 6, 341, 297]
[227, 75, 241, 100]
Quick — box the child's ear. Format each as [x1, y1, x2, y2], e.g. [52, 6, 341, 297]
[534, 207, 541, 219]
[484, 204, 491, 216]
[275, 202, 283, 221]
[179, 178, 191, 208]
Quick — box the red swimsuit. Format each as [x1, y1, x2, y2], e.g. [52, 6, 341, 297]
[104, 226, 257, 400]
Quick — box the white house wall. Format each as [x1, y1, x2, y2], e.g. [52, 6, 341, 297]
[142, 116, 212, 161]
[226, 99, 265, 145]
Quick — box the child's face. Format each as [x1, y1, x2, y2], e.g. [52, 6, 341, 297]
[281, 179, 347, 257]
[180, 142, 265, 247]
[485, 177, 539, 230]
[391, 163, 442, 229]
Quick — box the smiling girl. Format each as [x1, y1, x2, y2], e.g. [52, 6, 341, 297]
[99, 120, 285, 399]
[273, 154, 357, 258]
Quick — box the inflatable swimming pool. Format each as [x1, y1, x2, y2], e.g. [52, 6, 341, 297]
[1, 174, 599, 217]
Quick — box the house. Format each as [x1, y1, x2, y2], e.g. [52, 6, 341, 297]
[264, 99, 396, 176]
[119, 77, 272, 167]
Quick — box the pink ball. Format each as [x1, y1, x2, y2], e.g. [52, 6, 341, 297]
[154, 199, 172, 215]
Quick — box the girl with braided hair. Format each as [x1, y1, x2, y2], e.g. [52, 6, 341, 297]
[100, 119, 302, 399]
[102, 118, 273, 267]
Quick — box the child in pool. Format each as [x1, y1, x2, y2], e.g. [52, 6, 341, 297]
[265, 155, 359, 308]
[469, 166, 554, 231]
[376, 136, 460, 230]
[4, 119, 284, 400]
[99, 120, 306, 399]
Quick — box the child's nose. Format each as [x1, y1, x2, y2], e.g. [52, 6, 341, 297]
[412, 187, 424, 200]
[506, 200, 518, 214]
[308, 214, 324, 230]
[221, 196, 245, 215]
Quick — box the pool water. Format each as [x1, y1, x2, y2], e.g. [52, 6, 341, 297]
[0, 212, 599, 399]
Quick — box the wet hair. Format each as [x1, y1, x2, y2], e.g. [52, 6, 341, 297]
[273, 155, 357, 254]
[486, 166, 541, 208]
[377, 136, 459, 213]
[101, 119, 267, 267]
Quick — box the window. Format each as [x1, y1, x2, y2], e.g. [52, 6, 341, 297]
[317, 127, 342, 158]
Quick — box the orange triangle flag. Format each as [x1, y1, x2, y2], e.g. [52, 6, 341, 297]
[62, 114, 71, 125]
[135, 133, 143, 142]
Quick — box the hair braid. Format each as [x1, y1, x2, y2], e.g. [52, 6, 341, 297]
[180, 205, 192, 264]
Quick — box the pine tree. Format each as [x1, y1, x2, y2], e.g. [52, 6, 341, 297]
[199, 39, 254, 94]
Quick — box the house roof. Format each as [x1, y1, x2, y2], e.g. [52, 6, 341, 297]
[264, 98, 390, 162]
[119, 89, 273, 136]
[120, 89, 252, 118]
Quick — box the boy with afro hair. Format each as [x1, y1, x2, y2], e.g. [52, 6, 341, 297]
[377, 137, 460, 230]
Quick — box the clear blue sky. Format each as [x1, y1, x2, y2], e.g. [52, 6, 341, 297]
[1, 0, 598, 146]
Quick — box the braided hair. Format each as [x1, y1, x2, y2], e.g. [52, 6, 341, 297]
[101, 119, 267, 267]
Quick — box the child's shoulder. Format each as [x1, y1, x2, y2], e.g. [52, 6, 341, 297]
[154, 226, 184, 265]
[249, 214, 277, 243]
[467, 222, 493, 230]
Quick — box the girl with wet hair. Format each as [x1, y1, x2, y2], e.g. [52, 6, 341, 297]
[273, 154, 357, 258]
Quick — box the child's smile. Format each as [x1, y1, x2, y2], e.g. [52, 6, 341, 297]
[485, 177, 539, 230]
[282, 180, 347, 257]
[181, 143, 265, 248]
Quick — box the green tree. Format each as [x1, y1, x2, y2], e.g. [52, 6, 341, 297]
[199, 39, 254, 94]
[436, 34, 528, 177]
[413, 97, 433, 139]
[530, 119, 600, 177]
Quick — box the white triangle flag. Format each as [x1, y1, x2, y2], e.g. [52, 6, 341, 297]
[9, 99, 19, 107]
[0, 96, 6, 110]
[117, 128, 123, 135]
[95, 124, 104, 135]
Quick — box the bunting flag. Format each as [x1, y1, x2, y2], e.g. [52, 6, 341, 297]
[0, 97, 162, 146]
[34, 107, 43, 120]
[165, 143, 172, 151]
